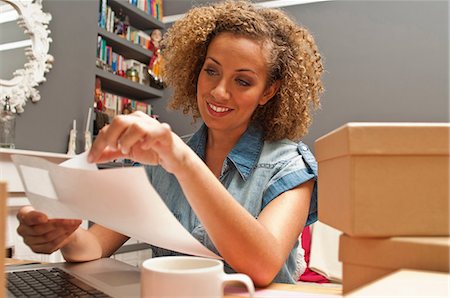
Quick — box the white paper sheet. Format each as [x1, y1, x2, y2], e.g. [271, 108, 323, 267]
[11, 153, 221, 259]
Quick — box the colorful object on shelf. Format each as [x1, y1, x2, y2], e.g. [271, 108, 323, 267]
[126, 68, 140, 83]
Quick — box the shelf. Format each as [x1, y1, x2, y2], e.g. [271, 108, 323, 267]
[95, 68, 163, 100]
[108, 0, 164, 31]
[98, 28, 152, 65]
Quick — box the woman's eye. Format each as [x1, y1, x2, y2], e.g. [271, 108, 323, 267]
[236, 79, 250, 87]
[204, 68, 217, 76]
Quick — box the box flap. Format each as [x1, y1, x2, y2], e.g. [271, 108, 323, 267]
[315, 122, 450, 161]
[339, 234, 450, 272]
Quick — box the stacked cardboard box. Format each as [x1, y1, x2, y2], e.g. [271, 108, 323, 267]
[315, 123, 450, 294]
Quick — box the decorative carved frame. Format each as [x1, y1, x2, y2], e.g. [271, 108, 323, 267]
[0, 0, 53, 113]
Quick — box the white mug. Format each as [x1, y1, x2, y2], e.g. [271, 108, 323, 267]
[141, 256, 254, 297]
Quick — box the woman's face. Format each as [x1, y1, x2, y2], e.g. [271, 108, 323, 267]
[197, 32, 277, 136]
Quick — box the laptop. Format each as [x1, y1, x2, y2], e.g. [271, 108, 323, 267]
[1, 183, 142, 298]
[5, 258, 141, 297]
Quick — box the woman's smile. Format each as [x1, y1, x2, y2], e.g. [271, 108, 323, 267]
[207, 101, 233, 116]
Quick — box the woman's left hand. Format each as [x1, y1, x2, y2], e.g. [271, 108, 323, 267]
[88, 111, 189, 174]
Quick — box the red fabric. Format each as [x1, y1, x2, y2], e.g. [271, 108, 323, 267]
[298, 225, 330, 283]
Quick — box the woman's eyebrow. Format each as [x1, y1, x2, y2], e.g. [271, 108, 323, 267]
[205, 57, 257, 75]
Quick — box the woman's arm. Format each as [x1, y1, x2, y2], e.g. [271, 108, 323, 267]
[61, 224, 129, 262]
[16, 207, 129, 262]
[175, 152, 313, 287]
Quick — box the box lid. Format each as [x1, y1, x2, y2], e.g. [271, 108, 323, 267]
[315, 122, 450, 161]
[346, 269, 450, 297]
[339, 235, 450, 272]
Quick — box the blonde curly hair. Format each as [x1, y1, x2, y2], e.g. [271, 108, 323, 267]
[161, 0, 324, 141]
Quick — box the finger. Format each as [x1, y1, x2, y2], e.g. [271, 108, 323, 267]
[117, 112, 157, 154]
[17, 219, 81, 237]
[39, 224, 78, 245]
[18, 209, 48, 226]
[29, 230, 76, 254]
[22, 222, 80, 246]
[16, 206, 35, 222]
[89, 117, 128, 162]
[141, 122, 173, 151]
[90, 147, 124, 164]
[117, 122, 148, 155]
[48, 218, 82, 226]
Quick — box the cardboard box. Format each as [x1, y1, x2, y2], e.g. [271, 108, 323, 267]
[339, 234, 450, 293]
[315, 122, 449, 237]
[346, 269, 450, 297]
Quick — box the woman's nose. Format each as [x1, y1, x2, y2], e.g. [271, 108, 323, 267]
[210, 80, 230, 100]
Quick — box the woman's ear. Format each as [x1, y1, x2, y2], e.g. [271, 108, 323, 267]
[259, 80, 281, 105]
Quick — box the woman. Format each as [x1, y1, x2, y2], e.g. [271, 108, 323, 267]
[17, 0, 324, 286]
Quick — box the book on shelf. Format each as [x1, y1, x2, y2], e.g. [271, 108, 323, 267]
[99, 0, 107, 28]
[128, 0, 163, 21]
[103, 92, 118, 119]
[135, 101, 148, 113]
[100, 91, 155, 123]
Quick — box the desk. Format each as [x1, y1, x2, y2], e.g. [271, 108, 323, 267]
[5, 258, 342, 297]
[224, 282, 341, 297]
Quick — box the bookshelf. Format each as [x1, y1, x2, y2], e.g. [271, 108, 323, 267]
[96, 0, 164, 102]
[95, 68, 163, 100]
[94, 0, 164, 264]
[108, 0, 164, 30]
[98, 28, 152, 63]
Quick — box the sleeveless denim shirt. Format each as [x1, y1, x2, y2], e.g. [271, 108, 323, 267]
[144, 124, 318, 284]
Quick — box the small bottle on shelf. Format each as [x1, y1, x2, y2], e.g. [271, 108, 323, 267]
[0, 96, 16, 149]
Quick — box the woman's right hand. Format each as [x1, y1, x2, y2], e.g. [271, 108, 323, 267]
[16, 206, 82, 254]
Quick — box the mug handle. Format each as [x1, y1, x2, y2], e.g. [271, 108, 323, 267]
[221, 273, 255, 297]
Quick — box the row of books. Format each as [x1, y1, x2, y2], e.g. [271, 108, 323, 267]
[101, 91, 155, 121]
[129, 29, 152, 50]
[97, 36, 127, 75]
[99, 3, 152, 52]
[97, 36, 150, 86]
[99, 0, 163, 27]
[99, 4, 117, 33]
[129, 0, 163, 21]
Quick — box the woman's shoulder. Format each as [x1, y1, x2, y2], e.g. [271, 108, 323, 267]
[259, 139, 302, 163]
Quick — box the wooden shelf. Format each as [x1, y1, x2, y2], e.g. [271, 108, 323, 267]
[98, 28, 153, 65]
[95, 68, 163, 100]
[108, 0, 164, 31]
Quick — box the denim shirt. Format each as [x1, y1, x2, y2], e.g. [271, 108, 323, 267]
[144, 124, 318, 284]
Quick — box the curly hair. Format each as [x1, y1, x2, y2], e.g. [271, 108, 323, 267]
[161, 0, 324, 141]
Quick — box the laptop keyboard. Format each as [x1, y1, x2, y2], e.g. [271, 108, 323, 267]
[7, 267, 111, 297]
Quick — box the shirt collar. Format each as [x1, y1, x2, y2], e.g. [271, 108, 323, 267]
[187, 123, 264, 180]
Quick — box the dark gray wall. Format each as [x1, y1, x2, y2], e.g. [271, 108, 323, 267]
[287, 0, 449, 149]
[14, 0, 98, 153]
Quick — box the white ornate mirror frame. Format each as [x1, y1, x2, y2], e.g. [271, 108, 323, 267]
[0, 0, 53, 113]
